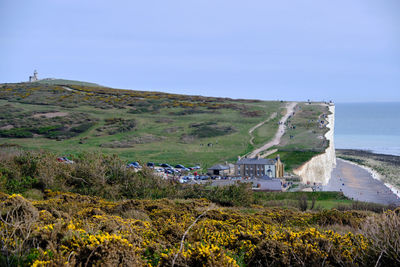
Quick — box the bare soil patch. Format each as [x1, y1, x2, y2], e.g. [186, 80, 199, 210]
[32, 112, 69, 118]
[0, 124, 14, 130]
[100, 134, 165, 148]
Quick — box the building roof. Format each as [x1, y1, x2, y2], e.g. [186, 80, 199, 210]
[208, 164, 229, 170]
[236, 157, 276, 165]
[259, 175, 272, 180]
[253, 178, 282, 191]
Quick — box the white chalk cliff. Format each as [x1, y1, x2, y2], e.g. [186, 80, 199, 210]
[293, 105, 336, 185]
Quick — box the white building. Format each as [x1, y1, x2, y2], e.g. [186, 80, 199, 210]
[29, 70, 38, 82]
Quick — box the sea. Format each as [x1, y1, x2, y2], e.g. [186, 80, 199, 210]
[335, 102, 400, 156]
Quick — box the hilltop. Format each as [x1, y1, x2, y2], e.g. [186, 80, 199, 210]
[32, 78, 103, 87]
[0, 80, 330, 170]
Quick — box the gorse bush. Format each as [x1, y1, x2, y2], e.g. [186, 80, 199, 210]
[0, 191, 390, 267]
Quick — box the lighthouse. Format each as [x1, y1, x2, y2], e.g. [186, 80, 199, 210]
[29, 70, 38, 82]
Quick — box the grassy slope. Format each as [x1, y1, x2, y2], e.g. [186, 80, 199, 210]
[0, 82, 329, 170]
[0, 100, 281, 168]
[33, 78, 103, 87]
[0, 83, 283, 168]
[265, 103, 331, 171]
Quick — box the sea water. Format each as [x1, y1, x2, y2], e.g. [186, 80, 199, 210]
[335, 102, 400, 156]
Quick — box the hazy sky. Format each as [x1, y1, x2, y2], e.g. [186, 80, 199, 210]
[1, 0, 399, 102]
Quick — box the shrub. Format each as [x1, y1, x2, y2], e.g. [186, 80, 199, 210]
[0, 128, 33, 138]
[361, 209, 400, 265]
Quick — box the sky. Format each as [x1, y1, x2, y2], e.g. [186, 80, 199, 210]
[0, 0, 399, 102]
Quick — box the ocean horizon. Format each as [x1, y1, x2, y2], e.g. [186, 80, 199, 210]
[334, 102, 400, 156]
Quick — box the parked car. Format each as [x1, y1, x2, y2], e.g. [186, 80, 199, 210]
[56, 157, 74, 164]
[146, 162, 155, 168]
[164, 169, 174, 174]
[175, 164, 186, 169]
[127, 162, 141, 168]
[189, 165, 201, 170]
[179, 177, 190, 184]
[160, 163, 172, 168]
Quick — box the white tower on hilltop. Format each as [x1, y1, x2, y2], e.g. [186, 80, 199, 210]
[29, 70, 38, 82]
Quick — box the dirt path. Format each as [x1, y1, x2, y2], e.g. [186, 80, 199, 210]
[32, 112, 69, 118]
[324, 158, 400, 205]
[248, 102, 297, 158]
[248, 112, 277, 145]
[62, 86, 76, 92]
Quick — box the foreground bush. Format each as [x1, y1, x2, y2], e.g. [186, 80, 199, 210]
[0, 149, 254, 206]
[1, 191, 394, 266]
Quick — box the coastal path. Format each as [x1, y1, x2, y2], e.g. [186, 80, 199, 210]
[248, 112, 277, 145]
[324, 158, 400, 205]
[248, 102, 297, 158]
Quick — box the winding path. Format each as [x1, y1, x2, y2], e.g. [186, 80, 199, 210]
[248, 112, 277, 145]
[248, 102, 297, 158]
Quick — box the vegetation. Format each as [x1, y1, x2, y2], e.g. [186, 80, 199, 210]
[0, 82, 289, 169]
[0, 148, 399, 266]
[1, 190, 399, 266]
[267, 150, 322, 171]
[266, 103, 332, 171]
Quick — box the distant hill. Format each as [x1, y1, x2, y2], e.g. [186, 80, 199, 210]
[33, 78, 103, 87]
[0, 80, 330, 169]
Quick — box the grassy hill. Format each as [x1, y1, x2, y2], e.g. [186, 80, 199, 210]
[33, 78, 103, 87]
[0, 81, 329, 170]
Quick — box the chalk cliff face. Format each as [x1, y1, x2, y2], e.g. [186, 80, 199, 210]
[293, 105, 336, 185]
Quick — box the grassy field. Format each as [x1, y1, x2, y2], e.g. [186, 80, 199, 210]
[0, 81, 329, 170]
[0, 82, 286, 169]
[253, 191, 353, 209]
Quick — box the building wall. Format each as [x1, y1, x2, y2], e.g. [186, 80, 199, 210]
[235, 164, 276, 177]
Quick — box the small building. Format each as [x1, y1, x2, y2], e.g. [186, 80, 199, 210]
[252, 175, 282, 191]
[235, 155, 284, 178]
[207, 162, 235, 176]
[29, 70, 38, 82]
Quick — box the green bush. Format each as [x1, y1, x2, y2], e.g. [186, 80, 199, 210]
[0, 128, 33, 138]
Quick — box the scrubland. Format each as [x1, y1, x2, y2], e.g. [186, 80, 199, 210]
[1, 149, 399, 266]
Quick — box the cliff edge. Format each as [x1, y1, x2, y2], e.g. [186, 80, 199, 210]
[293, 104, 336, 185]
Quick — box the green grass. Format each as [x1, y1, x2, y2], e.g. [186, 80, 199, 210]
[252, 112, 281, 146]
[279, 103, 330, 150]
[254, 191, 353, 209]
[0, 100, 283, 169]
[267, 150, 322, 171]
[33, 78, 103, 87]
[0, 82, 329, 171]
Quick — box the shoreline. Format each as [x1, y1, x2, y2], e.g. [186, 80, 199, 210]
[336, 149, 400, 199]
[338, 158, 400, 199]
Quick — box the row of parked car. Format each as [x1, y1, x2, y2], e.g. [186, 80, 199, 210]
[179, 175, 236, 183]
[127, 161, 201, 174]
